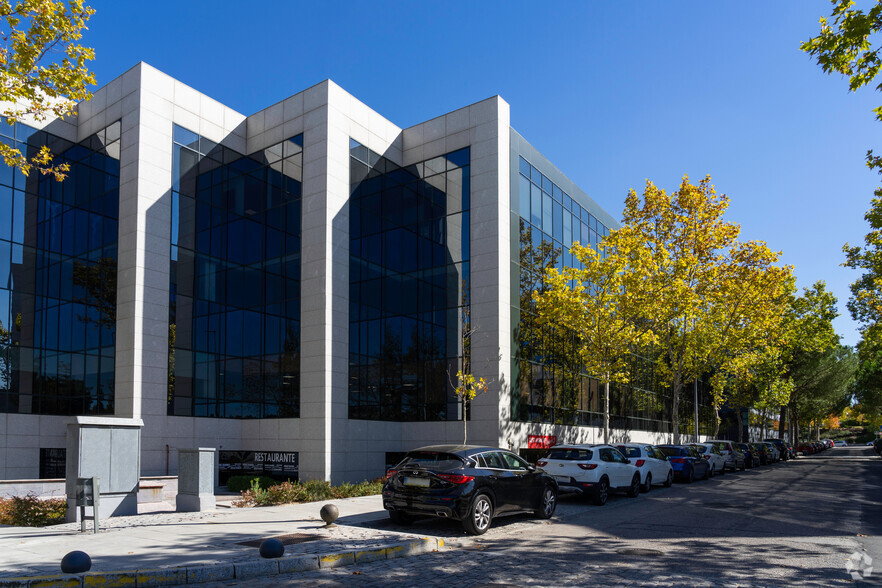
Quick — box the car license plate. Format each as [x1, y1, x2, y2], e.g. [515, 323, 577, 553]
[403, 476, 430, 487]
[554, 475, 570, 483]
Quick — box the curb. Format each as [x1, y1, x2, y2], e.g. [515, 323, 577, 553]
[0, 537, 447, 587]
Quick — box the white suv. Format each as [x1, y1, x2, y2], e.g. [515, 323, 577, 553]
[689, 443, 726, 477]
[537, 444, 640, 505]
[615, 443, 674, 492]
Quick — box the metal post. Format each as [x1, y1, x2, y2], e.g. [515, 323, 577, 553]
[694, 379, 699, 442]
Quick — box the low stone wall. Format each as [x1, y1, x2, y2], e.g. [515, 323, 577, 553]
[0, 476, 179, 502]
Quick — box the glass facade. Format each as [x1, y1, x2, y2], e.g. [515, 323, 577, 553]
[0, 121, 120, 415]
[348, 141, 469, 421]
[168, 125, 302, 418]
[512, 154, 715, 435]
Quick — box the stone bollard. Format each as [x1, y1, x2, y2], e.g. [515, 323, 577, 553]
[61, 550, 92, 573]
[320, 503, 339, 527]
[176, 448, 216, 512]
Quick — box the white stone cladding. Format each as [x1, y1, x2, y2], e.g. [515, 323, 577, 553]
[0, 62, 677, 484]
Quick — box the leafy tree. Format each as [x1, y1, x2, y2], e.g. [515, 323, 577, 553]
[453, 370, 487, 444]
[0, 0, 95, 179]
[534, 232, 657, 444]
[787, 344, 856, 441]
[803, 0, 882, 413]
[623, 176, 792, 443]
[801, 0, 882, 120]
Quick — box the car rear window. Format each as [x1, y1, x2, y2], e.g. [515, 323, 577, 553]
[398, 452, 466, 471]
[659, 446, 683, 457]
[694, 446, 708, 453]
[544, 448, 593, 461]
[616, 446, 641, 458]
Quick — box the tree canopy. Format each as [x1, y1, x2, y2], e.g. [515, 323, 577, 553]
[622, 176, 793, 443]
[534, 228, 658, 443]
[0, 0, 95, 179]
[804, 0, 882, 415]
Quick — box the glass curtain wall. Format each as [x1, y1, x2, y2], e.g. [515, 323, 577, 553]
[0, 121, 120, 415]
[348, 141, 469, 421]
[168, 125, 302, 418]
[512, 154, 715, 434]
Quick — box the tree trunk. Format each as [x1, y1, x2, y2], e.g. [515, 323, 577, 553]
[671, 373, 682, 444]
[713, 406, 720, 439]
[778, 405, 787, 441]
[463, 399, 468, 445]
[759, 409, 767, 440]
[603, 379, 610, 444]
[736, 410, 743, 443]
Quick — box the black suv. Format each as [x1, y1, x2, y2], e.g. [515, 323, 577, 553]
[383, 445, 558, 535]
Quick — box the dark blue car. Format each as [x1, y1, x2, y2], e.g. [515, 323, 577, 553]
[658, 445, 710, 483]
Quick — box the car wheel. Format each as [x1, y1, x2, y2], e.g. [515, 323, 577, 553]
[641, 473, 652, 493]
[389, 510, 413, 525]
[462, 493, 493, 535]
[708, 465, 715, 478]
[740, 461, 746, 471]
[627, 474, 640, 498]
[685, 467, 695, 483]
[535, 485, 557, 519]
[719, 465, 725, 475]
[593, 477, 609, 505]
[664, 470, 673, 487]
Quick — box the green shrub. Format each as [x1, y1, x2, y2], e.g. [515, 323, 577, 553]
[0, 494, 66, 527]
[225, 475, 279, 492]
[233, 477, 385, 507]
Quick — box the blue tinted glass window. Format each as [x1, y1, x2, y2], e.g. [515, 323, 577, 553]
[552, 198, 563, 241]
[519, 156, 530, 177]
[519, 174, 530, 218]
[168, 130, 303, 419]
[541, 174, 552, 194]
[349, 141, 468, 421]
[562, 210, 572, 247]
[542, 192, 553, 235]
[0, 121, 120, 416]
[531, 182, 542, 227]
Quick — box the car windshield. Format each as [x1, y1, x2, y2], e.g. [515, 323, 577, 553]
[398, 452, 466, 471]
[694, 446, 708, 454]
[616, 446, 641, 458]
[544, 448, 593, 461]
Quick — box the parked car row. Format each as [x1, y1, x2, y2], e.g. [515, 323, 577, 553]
[798, 439, 834, 454]
[382, 438, 804, 535]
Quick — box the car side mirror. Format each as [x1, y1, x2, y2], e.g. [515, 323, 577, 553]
[526, 465, 536, 472]
[625, 459, 631, 464]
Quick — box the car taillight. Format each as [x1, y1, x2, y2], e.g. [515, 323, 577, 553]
[536, 460, 547, 467]
[385, 469, 397, 478]
[634, 459, 645, 467]
[703, 455, 711, 460]
[577, 463, 598, 470]
[670, 458, 686, 463]
[437, 473, 474, 484]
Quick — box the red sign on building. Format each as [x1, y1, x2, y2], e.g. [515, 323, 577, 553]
[527, 435, 558, 449]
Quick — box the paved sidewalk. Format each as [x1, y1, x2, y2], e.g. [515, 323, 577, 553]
[0, 495, 457, 586]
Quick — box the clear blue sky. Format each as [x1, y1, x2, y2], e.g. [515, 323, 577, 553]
[85, 0, 879, 347]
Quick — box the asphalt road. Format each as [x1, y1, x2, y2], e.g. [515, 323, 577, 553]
[207, 445, 882, 587]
